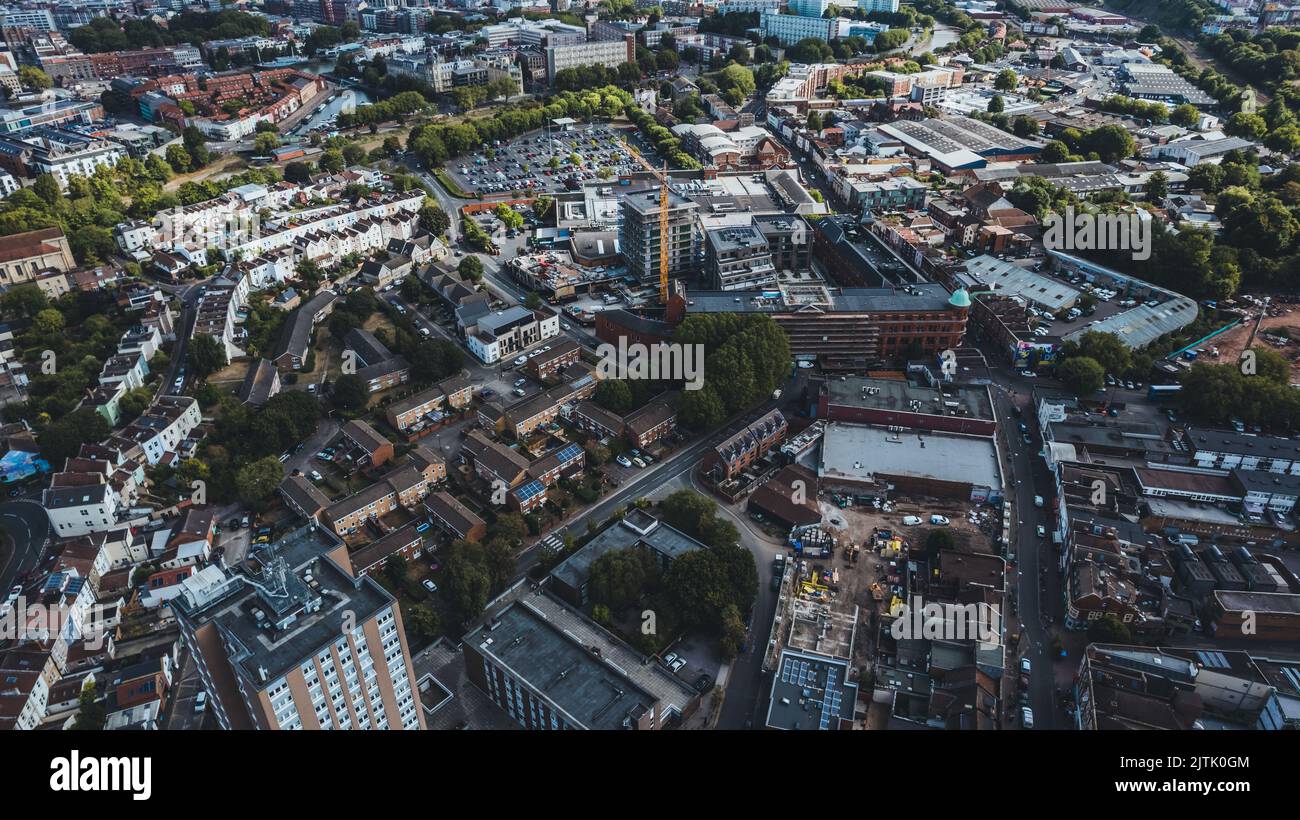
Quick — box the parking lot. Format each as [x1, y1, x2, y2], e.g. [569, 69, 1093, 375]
[446, 124, 644, 196]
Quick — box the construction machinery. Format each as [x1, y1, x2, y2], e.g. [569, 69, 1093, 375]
[623, 141, 672, 304]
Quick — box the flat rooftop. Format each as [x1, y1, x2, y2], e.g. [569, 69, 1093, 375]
[765, 649, 858, 731]
[174, 525, 392, 687]
[550, 511, 705, 592]
[819, 422, 1001, 489]
[465, 590, 697, 728]
[824, 376, 994, 421]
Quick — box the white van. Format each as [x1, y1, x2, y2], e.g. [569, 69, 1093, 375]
[930, 514, 950, 526]
[902, 515, 922, 526]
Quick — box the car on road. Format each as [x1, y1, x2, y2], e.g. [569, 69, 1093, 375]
[7, 488, 20, 497]
[422, 579, 438, 593]
[1020, 657, 1031, 675]
[5, 585, 21, 605]
[307, 383, 316, 393]
[1017, 422, 1028, 433]
[561, 323, 571, 331]
[1022, 433, 1033, 445]
[616, 455, 632, 467]
[771, 574, 782, 592]
[1020, 706, 1034, 728]
[481, 389, 494, 399]
[309, 470, 323, 481]
[195, 691, 207, 713]
[1036, 524, 1046, 538]
[513, 356, 527, 366]
[1034, 495, 1044, 507]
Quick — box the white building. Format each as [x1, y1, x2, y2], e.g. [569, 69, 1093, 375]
[545, 38, 633, 82]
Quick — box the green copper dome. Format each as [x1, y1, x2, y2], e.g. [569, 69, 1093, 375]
[948, 288, 972, 308]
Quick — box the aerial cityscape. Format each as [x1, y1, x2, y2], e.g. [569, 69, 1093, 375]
[0, 0, 1294, 762]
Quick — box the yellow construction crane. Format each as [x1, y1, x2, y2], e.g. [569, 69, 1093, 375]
[624, 141, 671, 304]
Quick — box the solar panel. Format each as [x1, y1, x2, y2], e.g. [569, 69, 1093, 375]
[515, 479, 545, 502]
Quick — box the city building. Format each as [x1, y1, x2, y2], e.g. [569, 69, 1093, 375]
[618, 188, 699, 285]
[174, 525, 425, 730]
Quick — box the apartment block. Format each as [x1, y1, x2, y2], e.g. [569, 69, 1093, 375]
[174, 526, 424, 730]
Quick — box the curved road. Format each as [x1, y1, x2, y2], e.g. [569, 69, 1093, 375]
[0, 499, 50, 594]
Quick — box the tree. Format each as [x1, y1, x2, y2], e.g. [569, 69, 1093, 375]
[1069, 331, 1131, 378]
[406, 603, 441, 642]
[332, 373, 368, 411]
[594, 379, 634, 414]
[70, 681, 106, 730]
[235, 456, 284, 508]
[39, 408, 109, 463]
[31, 308, 64, 335]
[873, 28, 910, 52]
[189, 333, 228, 378]
[253, 131, 281, 154]
[457, 255, 483, 281]
[18, 66, 52, 91]
[987, 93, 1005, 114]
[1057, 356, 1105, 396]
[1170, 103, 1200, 128]
[1144, 170, 1169, 201]
[659, 489, 720, 538]
[419, 201, 450, 236]
[806, 110, 823, 131]
[284, 161, 313, 184]
[588, 547, 658, 610]
[718, 603, 747, 660]
[994, 68, 1018, 91]
[0, 285, 47, 319]
[443, 547, 491, 627]
[383, 553, 409, 588]
[1087, 613, 1133, 643]
[165, 144, 193, 173]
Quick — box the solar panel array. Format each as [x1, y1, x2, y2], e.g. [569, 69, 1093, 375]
[554, 442, 583, 464]
[515, 479, 546, 503]
[780, 655, 845, 731]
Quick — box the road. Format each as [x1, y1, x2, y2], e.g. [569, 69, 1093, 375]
[0, 499, 49, 597]
[157, 282, 203, 395]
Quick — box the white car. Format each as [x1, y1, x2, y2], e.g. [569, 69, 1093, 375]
[561, 323, 572, 331]
[423, 579, 438, 593]
[513, 356, 527, 366]
[930, 514, 950, 526]
[419, 327, 430, 337]
[194, 691, 207, 713]
[902, 515, 922, 526]
[5, 585, 20, 605]
[670, 657, 687, 674]
[1020, 370, 1037, 378]
[616, 455, 633, 468]
[1036, 524, 1046, 538]
[310, 470, 323, 481]
[1021, 706, 1034, 728]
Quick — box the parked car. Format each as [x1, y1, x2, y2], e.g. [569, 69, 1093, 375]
[663, 652, 679, 667]
[693, 673, 713, 693]
[1036, 524, 1046, 538]
[631, 457, 646, 468]
[513, 356, 527, 366]
[422, 579, 438, 593]
[1020, 370, 1037, 378]
[5, 585, 21, 604]
[670, 657, 687, 674]
[194, 691, 207, 713]
[1021, 706, 1034, 729]
[902, 515, 922, 526]
[309, 470, 323, 481]
[1020, 657, 1031, 675]
[616, 455, 633, 468]
[930, 514, 950, 526]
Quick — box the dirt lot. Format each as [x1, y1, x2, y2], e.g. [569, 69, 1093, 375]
[1200, 308, 1300, 381]
[208, 359, 251, 391]
[824, 495, 1000, 556]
